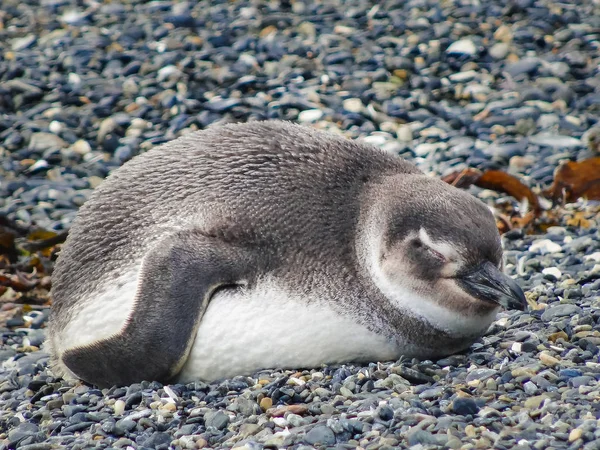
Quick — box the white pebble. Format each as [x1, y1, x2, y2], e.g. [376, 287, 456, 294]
[49, 120, 63, 134]
[449, 70, 478, 82]
[68, 72, 82, 86]
[529, 133, 582, 148]
[298, 109, 323, 122]
[343, 98, 363, 113]
[272, 417, 287, 427]
[61, 10, 85, 25]
[396, 125, 413, 142]
[163, 385, 179, 402]
[489, 42, 509, 59]
[495, 317, 509, 328]
[157, 65, 183, 82]
[288, 376, 306, 386]
[446, 39, 477, 56]
[130, 118, 149, 130]
[529, 239, 562, 254]
[585, 252, 600, 262]
[113, 399, 125, 416]
[414, 143, 443, 157]
[546, 226, 567, 235]
[28, 160, 49, 172]
[362, 134, 388, 146]
[72, 139, 92, 155]
[542, 267, 562, 279]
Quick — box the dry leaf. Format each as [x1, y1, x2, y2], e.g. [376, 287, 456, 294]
[0, 228, 17, 254]
[476, 170, 541, 216]
[441, 168, 483, 189]
[27, 229, 58, 241]
[546, 157, 600, 203]
[442, 168, 541, 230]
[21, 230, 68, 253]
[0, 272, 38, 292]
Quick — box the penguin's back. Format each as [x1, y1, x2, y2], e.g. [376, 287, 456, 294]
[51, 121, 419, 311]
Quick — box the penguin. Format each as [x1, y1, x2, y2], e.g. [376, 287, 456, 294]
[47, 120, 526, 388]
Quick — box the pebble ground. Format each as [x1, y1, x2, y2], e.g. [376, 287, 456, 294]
[1, 0, 600, 449]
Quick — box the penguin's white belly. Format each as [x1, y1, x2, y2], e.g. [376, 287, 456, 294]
[176, 281, 403, 382]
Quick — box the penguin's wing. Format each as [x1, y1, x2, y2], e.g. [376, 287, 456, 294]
[62, 230, 257, 387]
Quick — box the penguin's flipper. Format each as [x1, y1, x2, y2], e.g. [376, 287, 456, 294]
[62, 230, 256, 387]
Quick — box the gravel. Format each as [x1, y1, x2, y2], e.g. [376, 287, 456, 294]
[1, 0, 600, 449]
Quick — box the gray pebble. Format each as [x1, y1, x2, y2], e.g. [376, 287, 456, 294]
[204, 410, 230, 430]
[541, 304, 583, 321]
[304, 425, 336, 446]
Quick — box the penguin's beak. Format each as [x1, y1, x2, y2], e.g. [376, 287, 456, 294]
[458, 261, 527, 311]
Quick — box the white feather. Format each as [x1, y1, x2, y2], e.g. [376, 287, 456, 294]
[177, 279, 403, 382]
[53, 270, 139, 354]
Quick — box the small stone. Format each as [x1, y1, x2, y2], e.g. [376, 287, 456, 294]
[29, 132, 68, 152]
[11, 34, 37, 51]
[286, 413, 305, 428]
[320, 404, 336, 415]
[523, 381, 538, 395]
[305, 425, 335, 446]
[465, 424, 477, 437]
[542, 267, 562, 280]
[414, 143, 442, 157]
[72, 140, 92, 155]
[142, 432, 172, 449]
[114, 437, 133, 448]
[298, 109, 323, 123]
[259, 397, 273, 411]
[269, 405, 309, 417]
[449, 70, 478, 83]
[419, 386, 444, 399]
[451, 398, 480, 415]
[529, 239, 562, 254]
[582, 126, 600, 154]
[529, 133, 582, 148]
[98, 118, 118, 143]
[396, 125, 412, 142]
[234, 397, 261, 416]
[446, 39, 477, 56]
[377, 405, 394, 421]
[584, 252, 600, 263]
[524, 395, 547, 409]
[204, 410, 230, 430]
[509, 156, 535, 173]
[340, 386, 353, 397]
[113, 400, 125, 416]
[49, 121, 63, 134]
[539, 352, 561, 367]
[391, 365, 434, 384]
[343, 98, 363, 113]
[161, 402, 177, 413]
[157, 65, 183, 81]
[570, 376, 594, 388]
[506, 58, 540, 77]
[494, 25, 513, 43]
[569, 428, 584, 442]
[466, 368, 497, 383]
[114, 418, 136, 435]
[541, 304, 582, 321]
[407, 430, 444, 446]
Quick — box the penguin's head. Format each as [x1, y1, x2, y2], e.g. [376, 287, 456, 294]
[364, 174, 526, 336]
